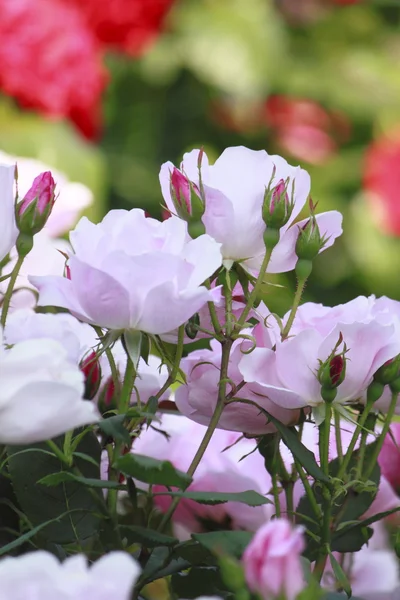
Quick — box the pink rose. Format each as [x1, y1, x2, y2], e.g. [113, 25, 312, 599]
[175, 333, 305, 435]
[241, 318, 400, 421]
[242, 519, 305, 600]
[378, 423, 400, 493]
[30, 209, 222, 334]
[134, 414, 273, 535]
[160, 146, 342, 274]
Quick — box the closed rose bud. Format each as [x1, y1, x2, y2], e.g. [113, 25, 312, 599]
[295, 213, 322, 261]
[262, 178, 294, 230]
[98, 376, 119, 415]
[80, 351, 102, 400]
[170, 168, 191, 216]
[169, 167, 205, 235]
[319, 354, 345, 389]
[242, 519, 305, 600]
[374, 355, 400, 386]
[17, 171, 56, 236]
[318, 335, 347, 403]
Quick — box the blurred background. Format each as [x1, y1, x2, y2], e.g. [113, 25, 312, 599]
[1, 0, 400, 314]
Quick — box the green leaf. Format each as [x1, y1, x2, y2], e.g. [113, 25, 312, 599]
[172, 540, 217, 566]
[264, 413, 330, 483]
[115, 453, 192, 488]
[38, 472, 126, 490]
[193, 531, 253, 558]
[0, 472, 20, 551]
[8, 432, 102, 544]
[0, 508, 91, 557]
[296, 443, 381, 559]
[154, 489, 271, 506]
[170, 566, 229, 600]
[123, 330, 143, 367]
[119, 525, 178, 548]
[332, 507, 400, 553]
[98, 415, 131, 445]
[145, 396, 159, 428]
[331, 525, 373, 554]
[328, 552, 352, 599]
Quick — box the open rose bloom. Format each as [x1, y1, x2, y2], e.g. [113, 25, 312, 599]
[1, 144, 399, 600]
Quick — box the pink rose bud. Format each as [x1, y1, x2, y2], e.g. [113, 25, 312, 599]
[262, 178, 294, 230]
[170, 168, 191, 214]
[80, 352, 102, 400]
[379, 423, 400, 493]
[243, 519, 305, 600]
[17, 171, 56, 235]
[169, 168, 205, 234]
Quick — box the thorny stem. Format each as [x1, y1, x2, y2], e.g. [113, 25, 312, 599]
[0, 255, 24, 328]
[93, 326, 120, 392]
[236, 248, 272, 330]
[363, 391, 399, 481]
[336, 397, 375, 481]
[157, 339, 233, 532]
[281, 277, 307, 340]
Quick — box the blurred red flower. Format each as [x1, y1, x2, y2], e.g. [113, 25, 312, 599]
[0, 0, 175, 139]
[364, 131, 400, 236]
[265, 95, 350, 165]
[69, 0, 175, 56]
[0, 0, 107, 139]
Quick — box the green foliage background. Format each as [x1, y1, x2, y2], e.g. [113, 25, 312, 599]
[2, 0, 400, 314]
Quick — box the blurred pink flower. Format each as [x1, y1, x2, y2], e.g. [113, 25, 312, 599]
[379, 423, 400, 493]
[134, 414, 273, 535]
[364, 129, 400, 236]
[242, 519, 305, 600]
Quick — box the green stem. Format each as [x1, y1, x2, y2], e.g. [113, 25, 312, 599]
[319, 404, 332, 474]
[271, 471, 281, 518]
[224, 274, 233, 337]
[315, 404, 333, 583]
[284, 481, 295, 522]
[208, 300, 223, 337]
[336, 398, 375, 481]
[271, 434, 282, 517]
[236, 248, 272, 330]
[0, 255, 24, 328]
[363, 391, 399, 481]
[46, 440, 72, 467]
[107, 357, 137, 517]
[294, 459, 321, 519]
[63, 430, 73, 463]
[93, 326, 120, 391]
[281, 277, 307, 340]
[334, 411, 343, 464]
[157, 339, 233, 532]
[119, 356, 136, 414]
[153, 325, 185, 401]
